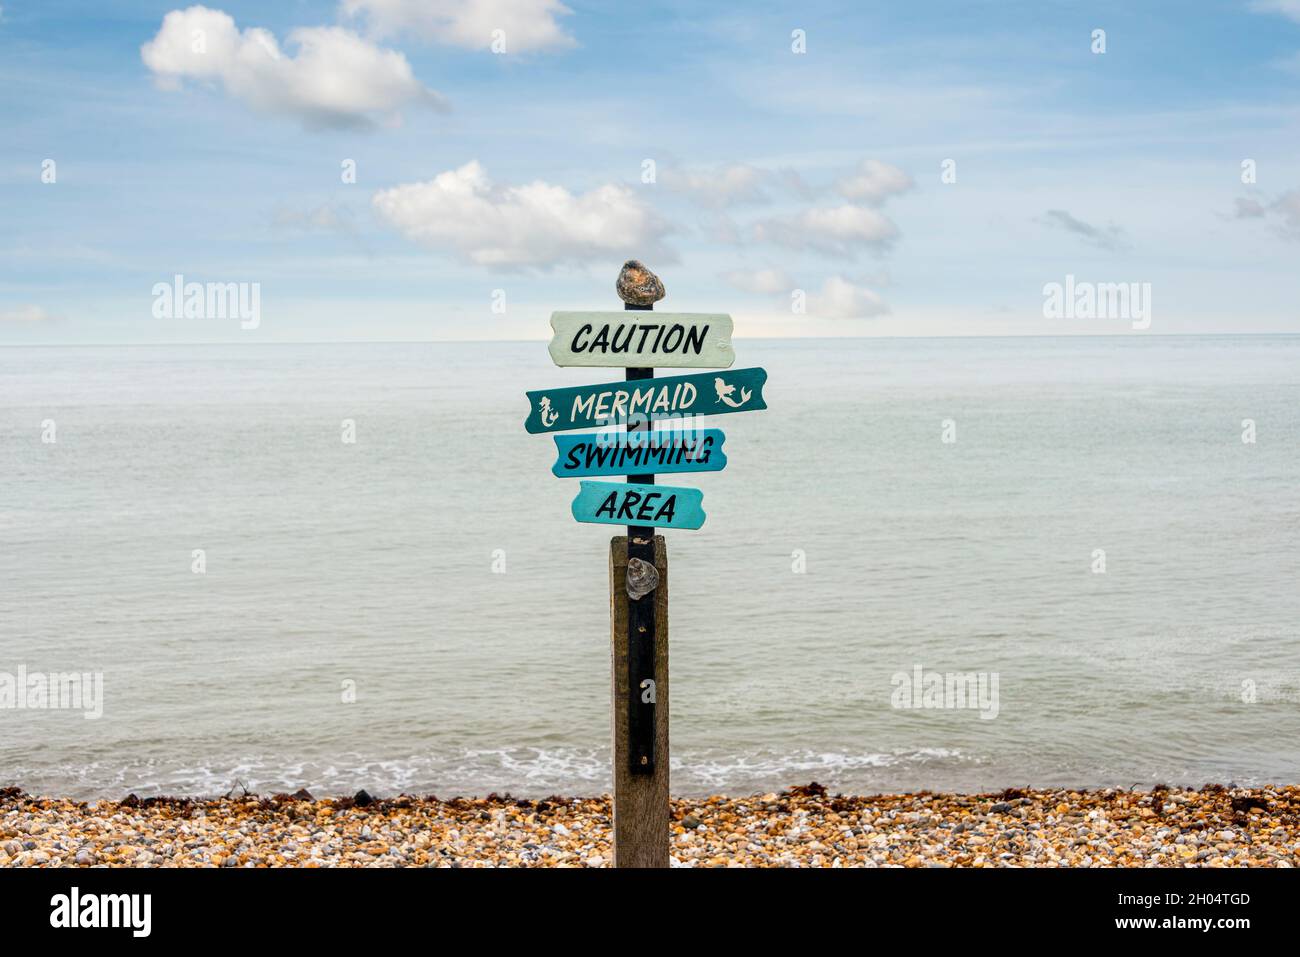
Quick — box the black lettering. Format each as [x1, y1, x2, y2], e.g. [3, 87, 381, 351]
[695, 435, 714, 464]
[570, 323, 593, 352]
[662, 324, 684, 353]
[595, 491, 619, 518]
[683, 324, 707, 354]
[637, 493, 661, 521]
[616, 492, 640, 520]
[610, 324, 634, 353]
[654, 494, 677, 523]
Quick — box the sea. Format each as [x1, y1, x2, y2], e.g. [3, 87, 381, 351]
[1, 336, 1298, 799]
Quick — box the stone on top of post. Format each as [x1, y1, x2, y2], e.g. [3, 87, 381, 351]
[616, 260, 666, 306]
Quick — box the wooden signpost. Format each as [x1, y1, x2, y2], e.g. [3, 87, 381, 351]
[523, 260, 769, 867]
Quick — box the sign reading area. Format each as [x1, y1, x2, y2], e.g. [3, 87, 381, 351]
[570, 480, 707, 530]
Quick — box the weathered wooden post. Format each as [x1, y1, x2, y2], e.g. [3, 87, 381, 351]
[608, 532, 668, 866]
[614, 262, 667, 866]
[522, 261, 768, 867]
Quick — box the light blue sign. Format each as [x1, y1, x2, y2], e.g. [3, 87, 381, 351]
[552, 429, 727, 478]
[570, 481, 706, 530]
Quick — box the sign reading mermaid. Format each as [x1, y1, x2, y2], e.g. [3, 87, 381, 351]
[523, 368, 768, 434]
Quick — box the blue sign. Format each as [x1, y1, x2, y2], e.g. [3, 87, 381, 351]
[570, 481, 706, 530]
[552, 429, 727, 478]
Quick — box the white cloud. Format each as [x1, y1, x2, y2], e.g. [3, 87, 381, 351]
[727, 158, 910, 254]
[1232, 197, 1268, 219]
[663, 164, 771, 207]
[141, 6, 445, 129]
[341, 0, 575, 52]
[807, 276, 888, 319]
[1235, 189, 1300, 238]
[1250, 0, 1300, 23]
[668, 159, 908, 209]
[1037, 209, 1127, 251]
[776, 167, 817, 199]
[1273, 191, 1300, 231]
[834, 159, 913, 204]
[721, 270, 888, 318]
[372, 161, 671, 267]
[721, 268, 794, 294]
[699, 210, 744, 245]
[0, 305, 58, 323]
[752, 204, 899, 254]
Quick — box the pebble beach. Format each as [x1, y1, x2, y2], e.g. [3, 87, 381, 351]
[2, 783, 1297, 867]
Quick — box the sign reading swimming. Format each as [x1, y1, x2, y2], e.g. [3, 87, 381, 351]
[570, 480, 706, 530]
[548, 312, 735, 368]
[551, 429, 727, 478]
[524, 367, 767, 434]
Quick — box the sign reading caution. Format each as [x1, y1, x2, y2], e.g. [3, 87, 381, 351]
[548, 312, 735, 368]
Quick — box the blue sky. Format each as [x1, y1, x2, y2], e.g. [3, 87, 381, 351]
[1, 0, 1299, 342]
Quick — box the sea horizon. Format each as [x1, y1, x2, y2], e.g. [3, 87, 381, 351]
[7, 331, 1300, 349]
[4, 335, 1297, 800]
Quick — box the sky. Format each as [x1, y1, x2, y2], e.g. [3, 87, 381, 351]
[1, 0, 1298, 343]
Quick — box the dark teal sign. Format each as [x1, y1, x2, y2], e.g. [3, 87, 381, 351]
[524, 367, 768, 434]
